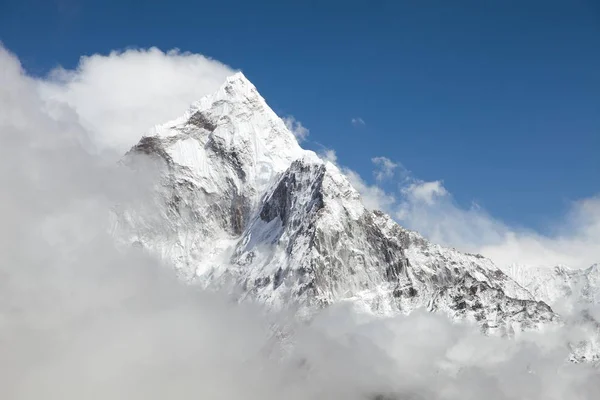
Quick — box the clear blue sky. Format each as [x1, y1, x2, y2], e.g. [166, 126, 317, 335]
[1, 0, 599, 232]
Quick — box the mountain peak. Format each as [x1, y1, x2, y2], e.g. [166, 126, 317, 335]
[146, 72, 269, 139]
[146, 72, 304, 175]
[214, 70, 259, 100]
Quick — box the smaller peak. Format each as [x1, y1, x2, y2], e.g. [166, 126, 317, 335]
[223, 71, 256, 91]
[226, 70, 250, 82]
[199, 70, 263, 106]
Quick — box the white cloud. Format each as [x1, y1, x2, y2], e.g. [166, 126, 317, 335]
[400, 183, 600, 269]
[396, 180, 509, 253]
[401, 180, 448, 205]
[38, 47, 235, 154]
[351, 117, 365, 127]
[372, 156, 398, 182]
[344, 169, 396, 211]
[396, 177, 600, 269]
[478, 196, 600, 269]
[320, 149, 338, 164]
[283, 115, 310, 142]
[322, 151, 394, 211]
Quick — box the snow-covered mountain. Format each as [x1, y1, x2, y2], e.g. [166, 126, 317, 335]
[112, 72, 564, 337]
[501, 263, 600, 308]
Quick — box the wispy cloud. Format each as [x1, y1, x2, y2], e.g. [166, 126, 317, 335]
[371, 156, 398, 182]
[400, 180, 448, 205]
[351, 117, 365, 127]
[344, 168, 397, 211]
[321, 148, 338, 164]
[322, 152, 396, 212]
[283, 115, 310, 142]
[397, 179, 600, 269]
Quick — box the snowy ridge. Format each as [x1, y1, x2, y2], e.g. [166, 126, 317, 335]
[501, 263, 600, 307]
[116, 72, 564, 338]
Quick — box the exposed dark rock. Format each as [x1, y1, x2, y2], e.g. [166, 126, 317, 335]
[254, 276, 271, 288]
[273, 267, 287, 289]
[128, 136, 173, 164]
[229, 184, 251, 235]
[260, 161, 325, 225]
[187, 111, 217, 131]
[206, 135, 247, 180]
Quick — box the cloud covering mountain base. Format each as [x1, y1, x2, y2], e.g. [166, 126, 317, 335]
[1, 44, 600, 399]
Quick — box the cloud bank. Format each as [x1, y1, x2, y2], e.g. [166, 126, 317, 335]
[397, 181, 600, 270]
[2, 43, 600, 399]
[38, 47, 235, 154]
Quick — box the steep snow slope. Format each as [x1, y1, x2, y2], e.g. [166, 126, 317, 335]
[114, 72, 307, 279]
[114, 72, 558, 335]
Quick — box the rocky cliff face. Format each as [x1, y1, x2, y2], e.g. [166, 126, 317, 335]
[113, 72, 561, 336]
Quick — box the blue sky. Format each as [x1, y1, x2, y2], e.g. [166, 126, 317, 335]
[1, 0, 599, 236]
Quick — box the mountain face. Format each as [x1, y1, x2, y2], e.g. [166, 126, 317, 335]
[114, 72, 560, 336]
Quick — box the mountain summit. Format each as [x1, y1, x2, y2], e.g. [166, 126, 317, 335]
[115, 73, 560, 336]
